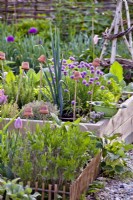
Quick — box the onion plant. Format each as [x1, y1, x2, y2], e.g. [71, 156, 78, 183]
[43, 29, 64, 116]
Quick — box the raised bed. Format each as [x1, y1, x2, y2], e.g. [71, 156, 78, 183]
[1, 96, 133, 143]
[23, 153, 101, 200]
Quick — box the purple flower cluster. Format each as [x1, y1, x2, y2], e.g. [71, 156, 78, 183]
[0, 89, 8, 105]
[6, 35, 14, 42]
[28, 27, 38, 34]
[71, 100, 76, 105]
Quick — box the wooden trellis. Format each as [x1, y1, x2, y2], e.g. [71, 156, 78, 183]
[100, 0, 133, 63]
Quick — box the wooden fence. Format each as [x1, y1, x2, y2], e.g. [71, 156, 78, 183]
[0, 0, 116, 22]
[25, 153, 101, 200]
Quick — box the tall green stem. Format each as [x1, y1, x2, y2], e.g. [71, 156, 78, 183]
[39, 63, 43, 101]
[15, 70, 23, 104]
[73, 80, 77, 121]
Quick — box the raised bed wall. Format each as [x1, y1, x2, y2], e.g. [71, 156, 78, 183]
[22, 153, 101, 200]
[0, 96, 133, 143]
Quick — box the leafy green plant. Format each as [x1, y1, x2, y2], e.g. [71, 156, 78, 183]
[0, 102, 19, 118]
[3, 69, 43, 108]
[101, 133, 133, 177]
[0, 178, 40, 200]
[87, 180, 105, 195]
[0, 120, 101, 186]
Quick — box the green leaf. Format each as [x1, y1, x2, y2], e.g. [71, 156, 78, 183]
[5, 71, 15, 84]
[115, 165, 124, 173]
[110, 61, 123, 82]
[104, 73, 119, 83]
[25, 186, 32, 194]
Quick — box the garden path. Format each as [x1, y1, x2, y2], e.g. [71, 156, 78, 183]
[87, 150, 133, 200]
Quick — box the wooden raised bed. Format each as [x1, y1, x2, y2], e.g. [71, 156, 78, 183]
[24, 153, 101, 200]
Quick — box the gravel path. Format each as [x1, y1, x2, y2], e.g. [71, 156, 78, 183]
[87, 150, 133, 200]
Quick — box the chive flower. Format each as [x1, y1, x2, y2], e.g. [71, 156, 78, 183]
[108, 81, 111, 84]
[70, 75, 74, 79]
[82, 79, 87, 85]
[64, 89, 69, 92]
[88, 91, 92, 95]
[69, 56, 75, 61]
[71, 100, 76, 105]
[101, 85, 105, 90]
[63, 71, 68, 76]
[6, 35, 14, 42]
[96, 82, 100, 85]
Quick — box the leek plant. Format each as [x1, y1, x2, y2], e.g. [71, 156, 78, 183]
[43, 29, 64, 116]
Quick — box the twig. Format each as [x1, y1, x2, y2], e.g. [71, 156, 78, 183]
[102, 26, 133, 40]
[123, 0, 133, 60]
[110, 0, 123, 64]
[120, 15, 133, 57]
[100, 17, 115, 60]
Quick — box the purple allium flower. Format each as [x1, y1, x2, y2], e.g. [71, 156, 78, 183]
[83, 71, 87, 76]
[88, 91, 92, 95]
[63, 71, 68, 76]
[95, 77, 99, 81]
[100, 71, 104, 76]
[71, 100, 76, 105]
[78, 65, 81, 68]
[64, 89, 69, 92]
[107, 81, 111, 84]
[6, 35, 14, 42]
[90, 78, 94, 82]
[81, 64, 85, 68]
[89, 81, 93, 85]
[69, 56, 75, 61]
[85, 83, 89, 87]
[28, 27, 38, 34]
[62, 59, 66, 64]
[0, 89, 8, 105]
[61, 68, 64, 71]
[85, 63, 90, 68]
[96, 82, 100, 85]
[96, 70, 100, 75]
[91, 70, 95, 74]
[80, 61, 85, 65]
[81, 75, 85, 78]
[69, 64, 75, 69]
[82, 79, 87, 85]
[14, 117, 23, 129]
[90, 66, 94, 71]
[74, 61, 79, 66]
[70, 75, 74, 79]
[101, 85, 105, 90]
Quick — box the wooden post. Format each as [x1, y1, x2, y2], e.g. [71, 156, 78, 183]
[34, 0, 38, 19]
[5, 0, 8, 21]
[110, 0, 122, 64]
